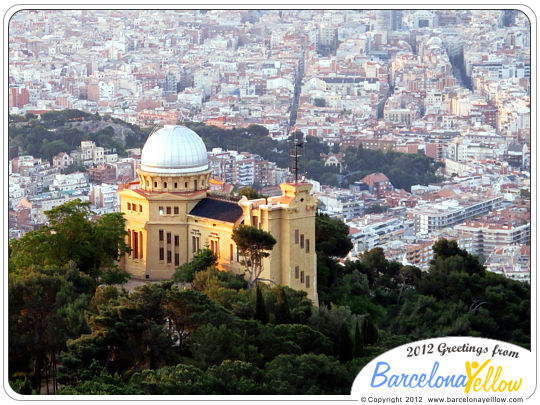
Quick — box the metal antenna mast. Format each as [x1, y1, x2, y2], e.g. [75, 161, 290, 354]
[290, 137, 304, 183]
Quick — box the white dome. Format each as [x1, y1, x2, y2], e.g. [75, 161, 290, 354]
[140, 125, 209, 174]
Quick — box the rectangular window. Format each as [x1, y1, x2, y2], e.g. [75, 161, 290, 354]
[300, 234, 304, 248]
[139, 231, 143, 259]
[159, 230, 164, 241]
[166, 206, 171, 215]
[175, 253, 179, 266]
[306, 239, 310, 253]
[159, 247, 164, 261]
[251, 215, 258, 228]
[174, 235, 179, 246]
[133, 232, 138, 259]
[127, 229, 132, 250]
[210, 240, 219, 257]
[139, 204, 142, 212]
[306, 275, 310, 288]
[167, 232, 171, 244]
[192, 236, 200, 253]
[127, 202, 131, 210]
[230, 244, 234, 261]
[174, 206, 179, 215]
[295, 229, 299, 244]
[159, 206, 164, 215]
[295, 266, 299, 279]
[167, 250, 172, 263]
[300, 271, 304, 283]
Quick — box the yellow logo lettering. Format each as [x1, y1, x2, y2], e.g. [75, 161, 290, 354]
[464, 360, 491, 394]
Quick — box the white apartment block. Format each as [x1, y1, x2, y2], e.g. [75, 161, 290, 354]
[455, 221, 530, 257]
[410, 196, 503, 235]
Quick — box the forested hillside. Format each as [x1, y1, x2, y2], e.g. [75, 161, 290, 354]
[8, 202, 530, 395]
[9, 110, 441, 189]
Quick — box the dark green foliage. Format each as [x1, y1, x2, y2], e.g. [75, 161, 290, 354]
[337, 323, 354, 362]
[9, 378, 33, 395]
[206, 360, 266, 394]
[189, 324, 244, 368]
[173, 248, 217, 283]
[99, 268, 131, 285]
[10, 211, 530, 396]
[10, 112, 439, 188]
[237, 186, 265, 199]
[343, 145, 442, 191]
[8, 109, 147, 161]
[9, 266, 91, 393]
[9, 200, 130, 279]
[273, 286, 292, 324]
[129, 364, 217, 395]
[264, 353, 352, 395]
[232, 225, 277, 289]
[315, 213, 353, 258]
[255, 285, 268, 324]
[272, 324, 333, 355]
[58, 370, 143, 395]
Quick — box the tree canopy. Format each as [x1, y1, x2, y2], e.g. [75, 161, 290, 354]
[232, 225, 277, 289]
[9, 200, 530, 395]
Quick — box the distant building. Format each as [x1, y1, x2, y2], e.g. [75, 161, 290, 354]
[53, 152, 74, 169]
[9, 87, 30, 109]
[410, 196, 503, 234]
[88, 164, 117, 183]
[455, 220, 530, 257]
[361, 172, 393, 198]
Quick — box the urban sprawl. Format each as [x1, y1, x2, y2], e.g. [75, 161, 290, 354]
[8, 9, 531, 282]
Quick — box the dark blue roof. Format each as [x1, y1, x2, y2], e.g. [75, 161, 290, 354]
[189, 198, 244, 223]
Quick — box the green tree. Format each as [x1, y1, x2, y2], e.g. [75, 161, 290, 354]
[315, 213, 353, 258]
[163, 287, 227, 350]
[337, 323, 353, 362]
[207, 360, 265, 394]
[313, 98, 326, 107]
[238, 186, 265, 199]
[9, 200, 130, 281]
[255, 285, 269, 324]
[272, 324, 332, 355]
[232, 225, 277, 289]
[9, 267, 89, 393]
[264, 353, 352, 394]
[173, 248, 217, 283]
[189, 324, 244, 368]
[128, 363, 217, 395]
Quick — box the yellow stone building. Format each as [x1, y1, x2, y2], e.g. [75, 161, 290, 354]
[118, 125, 318, 303]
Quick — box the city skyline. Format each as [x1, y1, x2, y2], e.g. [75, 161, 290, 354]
[8, 8, 530, 279]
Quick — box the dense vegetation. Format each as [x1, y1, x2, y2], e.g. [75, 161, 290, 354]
[8, 110, 149, 161]
[8, 202, 530, 395]
[315, 219, 530, 348]
[342, 144, 443, 191]
[9, 110, 440, 190]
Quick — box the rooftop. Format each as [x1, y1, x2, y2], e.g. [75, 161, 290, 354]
[189, 197, 244, 223]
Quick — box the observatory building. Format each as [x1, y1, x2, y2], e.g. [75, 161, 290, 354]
[118, 125, 318, 303]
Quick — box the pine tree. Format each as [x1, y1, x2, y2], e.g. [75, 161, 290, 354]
[255, 286, 268, 324]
